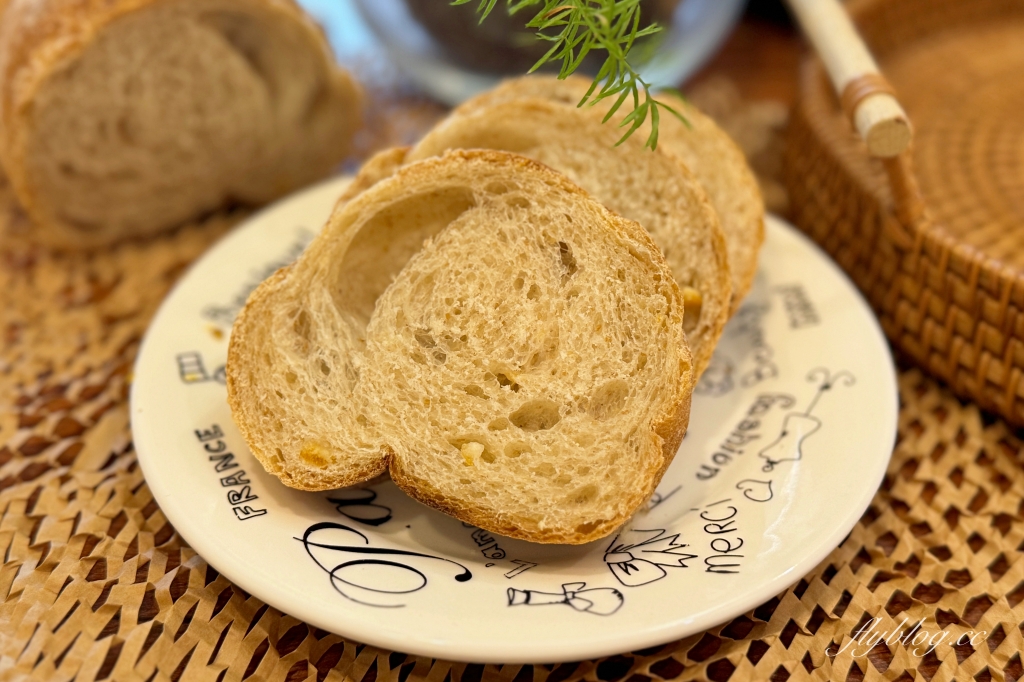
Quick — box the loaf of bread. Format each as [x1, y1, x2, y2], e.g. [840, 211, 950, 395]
[394, 99, 729, 377]
[0, 0, 362, 248]
[227, 150, 693, 544]
[461, 75, 765, 312]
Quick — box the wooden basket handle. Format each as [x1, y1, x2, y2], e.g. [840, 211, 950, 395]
[785, 0, 912, 158]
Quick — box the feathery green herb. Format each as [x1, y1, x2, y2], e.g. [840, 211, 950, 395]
[450, 0, 686, 149]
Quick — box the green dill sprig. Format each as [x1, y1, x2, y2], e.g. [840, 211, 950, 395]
[450, 0, 687, 149]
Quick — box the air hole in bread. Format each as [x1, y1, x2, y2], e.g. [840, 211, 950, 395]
[504, 442, 529, 458]
[574, 432, 595, 447]
[526, 333, 559, 370]
[526, 349, 553, 370]
[293, 310, 311, 339]
[488, 417, 509, 431]
[509, 399, 561, 431]
[332, 188, 476, 322]
[284, 371, 297, 385]
[636, 352, 648, 372]
[571, 482, 598, 505]
[494, 373, 521, 392]
[681, 287, 703, 333]
[465, 385, 488, 400]
[414, 331, 436, 348]
[533, 462, 555, 477]
[506, 195, 530, 209]
[588, 379, 629, 420]
[513, 276, 524, 290]
[558, 241, 578, 281]
[319, 360, 331, 376]
[526, 284, 541, 300]
[484, 181, 510, 195]
[616, 268, 626, 282]
[575, 519, 603, 534]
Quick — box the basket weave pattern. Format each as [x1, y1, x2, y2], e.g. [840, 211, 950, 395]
[2, 180, 1024, 680]
[785, 0, 1024, 426]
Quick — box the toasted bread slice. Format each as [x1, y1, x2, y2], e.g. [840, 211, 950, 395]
[404, 98, 730, 376]
[227, 150, 693, 544]
[461, 75, 765, 311]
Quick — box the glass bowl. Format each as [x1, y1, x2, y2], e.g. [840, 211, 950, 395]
[348, 0, 747, 105]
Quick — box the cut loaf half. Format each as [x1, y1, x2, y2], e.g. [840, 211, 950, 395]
[0, 0, 362, 248]
[227, 150, 693, 544]
[461, 75, 765, 312]
[404, 98, 730, 377]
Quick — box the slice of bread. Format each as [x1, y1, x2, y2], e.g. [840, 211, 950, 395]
[227, 150, 693, 544]
[0, 0, 362, 248]
[461, 75, 765, 312]
[404, 98, 730, 377]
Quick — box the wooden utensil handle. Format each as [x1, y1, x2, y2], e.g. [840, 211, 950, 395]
[785, 0, 912, 158]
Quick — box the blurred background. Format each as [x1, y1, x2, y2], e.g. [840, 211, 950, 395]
[296, 0, 791, 104]
[295, 0, 795, 214]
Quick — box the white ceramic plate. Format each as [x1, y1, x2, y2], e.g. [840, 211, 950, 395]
[131, 176, 897, 664]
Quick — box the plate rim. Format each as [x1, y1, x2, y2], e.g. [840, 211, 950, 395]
[131, 175, 898, 664]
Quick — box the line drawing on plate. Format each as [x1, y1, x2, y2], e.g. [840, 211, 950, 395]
[468, 527, 507, 560]
[507, 582, 624, 616]
[603, 528, 698, 587]
[647, 485, 682, 512]
[299, 522, 472, 608]
[327, 488, 393, 527]
[735, 479, 773, 502]
[759, 368, 856, 472]
[695, 358, 734, 396]
[177, 351, 207, 383]
[504, 560, 538, 579]
[176, 351, 226, 385]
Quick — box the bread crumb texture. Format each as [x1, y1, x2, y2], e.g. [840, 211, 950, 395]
[0, 0, 361, 247]
[407, 95, 731, 377]
[227, 150, 693, 544]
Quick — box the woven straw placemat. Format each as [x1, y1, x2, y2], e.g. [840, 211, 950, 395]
[3, 89, 1023, 682]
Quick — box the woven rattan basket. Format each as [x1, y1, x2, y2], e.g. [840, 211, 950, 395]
[785, 0, 1024, 424]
